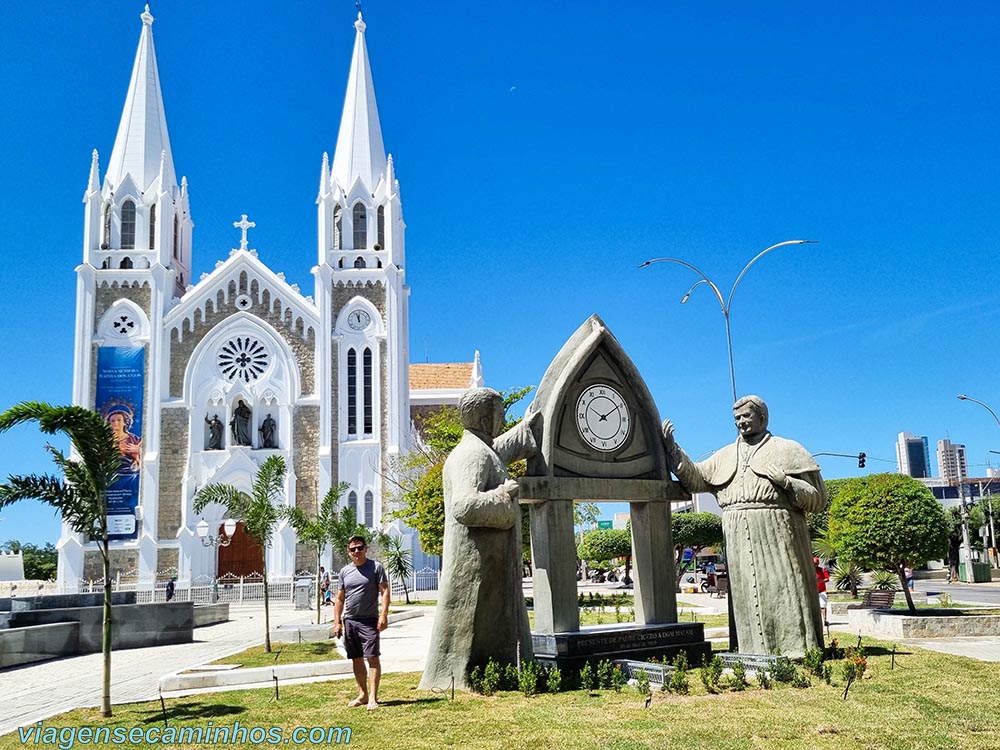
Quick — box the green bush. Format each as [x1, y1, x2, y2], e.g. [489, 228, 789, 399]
[803, 646, 826, 677]
[611, 663, 626, 692]
[757, 669, 771, 690]
[545, 665, 562, 693]
[729, 659, 747, 691]
[579, 661, 596, 691]
[832, 561, 864, 593]
[635, 668, 651, 697]
[770, 656, 796, 683]
[482, 659, 502, 696]
[469, 665, 483, 693]
[518, 660, 540, 696]
[869, 570, 901, 590]
[503, 663, 519, 691]
[597, 659, 613, 688]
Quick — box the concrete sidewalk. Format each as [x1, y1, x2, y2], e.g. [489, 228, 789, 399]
[0, 602, 339, 736]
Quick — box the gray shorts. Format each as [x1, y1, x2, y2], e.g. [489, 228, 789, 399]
[343, 617, 380, 659]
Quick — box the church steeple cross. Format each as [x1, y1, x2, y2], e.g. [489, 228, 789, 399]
[233, 214, 256, 251]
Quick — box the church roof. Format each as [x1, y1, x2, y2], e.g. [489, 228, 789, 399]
[105, 4, 177, 194]
[410, 350, 484, 390]
[410, 363, 475, 391]
[331, 13, 387, 195]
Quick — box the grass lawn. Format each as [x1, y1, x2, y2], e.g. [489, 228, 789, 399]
[205, 641, 342, 669]
[9, 631, 999, 749]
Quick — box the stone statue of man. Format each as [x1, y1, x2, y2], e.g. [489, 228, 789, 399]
[205, 414, 224, 450]
[420, 388, 542, 692]
[259, 413, 277, 449]
[662, 395, 826, 657]
[230, 400, 252, 446]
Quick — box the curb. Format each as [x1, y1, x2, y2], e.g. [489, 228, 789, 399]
[159, 611, 423, 692]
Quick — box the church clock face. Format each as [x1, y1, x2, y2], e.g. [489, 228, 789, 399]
[347, 309, 371, 331]
[575, 384, 630, 452]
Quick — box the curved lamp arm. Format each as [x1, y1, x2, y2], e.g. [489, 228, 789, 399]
[957, 394, 1000, 432]
[638, 257, 726, 312]
[727, 240, 817, 312]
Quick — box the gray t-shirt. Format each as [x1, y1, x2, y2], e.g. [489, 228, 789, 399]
[338, 559, 388, 619]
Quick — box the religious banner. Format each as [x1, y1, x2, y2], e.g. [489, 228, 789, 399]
[96, 347, 145, 541]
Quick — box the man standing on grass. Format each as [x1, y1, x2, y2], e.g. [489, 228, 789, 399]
[334, 535, 390, 710]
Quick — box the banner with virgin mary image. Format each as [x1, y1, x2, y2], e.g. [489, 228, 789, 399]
[96, 346, 145, 541]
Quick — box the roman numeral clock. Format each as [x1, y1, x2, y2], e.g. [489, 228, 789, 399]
[576, 383, 630, 453]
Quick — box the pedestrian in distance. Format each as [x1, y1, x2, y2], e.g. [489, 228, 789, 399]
[814, 557, 829, 626]
[165, 576, 176, 602]
[333, 535, 390, 710]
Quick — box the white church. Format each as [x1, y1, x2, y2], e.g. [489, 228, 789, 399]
[57, 6, 478, 588]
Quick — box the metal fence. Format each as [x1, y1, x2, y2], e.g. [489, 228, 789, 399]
[1, 567, 439, 604]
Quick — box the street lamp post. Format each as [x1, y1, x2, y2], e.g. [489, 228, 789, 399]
[956, 394, 1000, 572]
[640, 240, 817, 404]
[197, 518, 237, 602]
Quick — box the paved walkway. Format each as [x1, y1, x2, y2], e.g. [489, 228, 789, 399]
[2, 589, 998, 736]
[0, 603, 337, 736]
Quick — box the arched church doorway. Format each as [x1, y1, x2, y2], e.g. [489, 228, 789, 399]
[216, 522, 264, 578]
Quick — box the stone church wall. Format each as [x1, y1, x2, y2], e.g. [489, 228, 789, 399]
[332, 279, 385, 317]
[157, 408, 189, 540]
[83, 549, 138, 581]
[169, 281, 316, 398]
[156, 547, 179, 576]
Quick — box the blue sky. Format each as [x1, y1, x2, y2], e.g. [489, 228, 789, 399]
[3, 2, 1000, 545]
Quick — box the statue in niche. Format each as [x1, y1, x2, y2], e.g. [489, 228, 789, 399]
[229, 400, 253, 446]
[205, 414, 224, 450]
[259, 413, 277, 449]
[662, 395, 826, 657]
[420, 387, 542, 692]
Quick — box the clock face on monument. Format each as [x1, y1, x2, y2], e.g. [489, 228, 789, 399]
[575, 383, 630, 452]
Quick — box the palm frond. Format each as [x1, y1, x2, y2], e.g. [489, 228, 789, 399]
[193, 484, 250, 517]
[253, 456, 287, 507]
[0, 474, 70, 507]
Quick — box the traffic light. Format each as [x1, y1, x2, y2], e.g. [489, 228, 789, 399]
[858, 452, 866, 469]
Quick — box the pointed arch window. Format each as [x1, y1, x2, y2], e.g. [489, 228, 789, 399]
[377, 206, 385, 249]
[352, 203, 367, 250]
[363, 348, 373, 435]
[333, 205, 342, 250]
[173, 215, 180, 259]
[364, 490, 374, 527]
[348, 491, 358, 519]
[347, 348, 357, 435]
[354, 257, 366, 269]
[120, 256, 133, 269]
[148, 204, 156, 250]
[120, 201, 136, 249]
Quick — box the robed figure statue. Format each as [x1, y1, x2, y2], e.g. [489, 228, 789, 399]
[662, 395, 826, 657]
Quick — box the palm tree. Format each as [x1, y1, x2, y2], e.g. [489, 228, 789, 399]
[328, 504, 369, 571]
[381, 534, 414, 604]
[194, 454, 287, 652]
[0, 402, 121, 717]
[284, 482, 349, 624]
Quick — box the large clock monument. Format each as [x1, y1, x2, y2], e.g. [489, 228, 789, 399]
[520, 315, 711, 666]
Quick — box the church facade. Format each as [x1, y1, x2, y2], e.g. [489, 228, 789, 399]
[57, 7, 466, 587]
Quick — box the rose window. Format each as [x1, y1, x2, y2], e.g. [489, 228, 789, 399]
[218, 337, 269, 382]
[111, 314, 137, 337]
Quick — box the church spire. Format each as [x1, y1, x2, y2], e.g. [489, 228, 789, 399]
[105, 4, 177, 194]
[330, 12, 387, 194]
